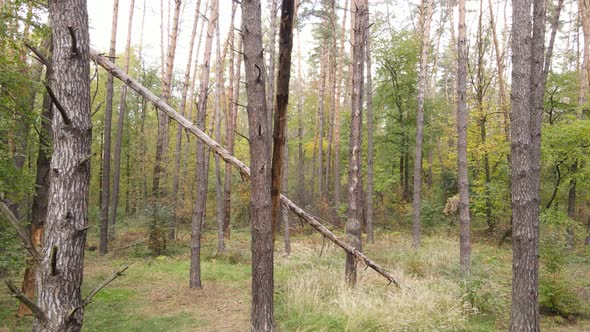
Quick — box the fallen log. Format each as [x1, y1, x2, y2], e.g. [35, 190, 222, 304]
[89, 49, 399, 287]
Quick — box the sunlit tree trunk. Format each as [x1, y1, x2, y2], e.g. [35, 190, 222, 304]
[412, 0, 432, 248]
[457, 0, 471, 275]
[346, 0, 367, 288]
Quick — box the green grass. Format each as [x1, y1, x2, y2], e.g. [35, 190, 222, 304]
[1, 220, 590, 331]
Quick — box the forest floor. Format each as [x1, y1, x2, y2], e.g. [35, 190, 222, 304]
[1, 216, 589, 331]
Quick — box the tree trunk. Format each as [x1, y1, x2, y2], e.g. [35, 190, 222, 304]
[110, 0, 135, 238]
[412, 0, 432, 248]
[190, 0, 218, 289]
[509, 0, 546, 329]
[296, 26, 305, 206]
[346, 0, 367, 288]
[283, 143, 291, 255]
[267, 0, 278, 131]
[214, 18, 225, 252]
[91, 46, 400, 287]
[242, 0, 275, 328]
[365, 6, 374, 244]
[224, 15, 240, 240]
[171, 0, 202, 241]
[457, 0, 471, 275]
[100, 0, 119, 255]
[333, 0, 349, 223]
[36, 0, 92, 328]
[271, 0, 295, 242]
[18, 37, 53, 317]
[317, 52, 326, 208]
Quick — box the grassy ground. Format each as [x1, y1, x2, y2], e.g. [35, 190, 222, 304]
[1, 218, 589, 331]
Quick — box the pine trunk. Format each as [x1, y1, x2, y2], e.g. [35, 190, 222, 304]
[346, 0, 367, 288]
[457, 0, 471, 275]
[110, 0, 135, 238]
[190, 0, 218, 289]
[100, 0, 119, 255]
[412, 0, 432, 248]
[36, 0, 92, 328]
[242, 0, 275, 328]
[365, 7, 374, 243]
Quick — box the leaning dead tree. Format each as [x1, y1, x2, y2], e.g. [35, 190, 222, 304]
[90, 49, 400, 287]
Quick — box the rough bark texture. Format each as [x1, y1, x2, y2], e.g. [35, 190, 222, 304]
[282, 143, 291, 255]
[509, 0, 546, 330]
[191, 0, 218, 289]
[346, 0, 367, 288]
[267, 0, 278, 131]
[110, 0, 135, 239]
[100, 0, 119, 255]
[271, 0, 295, 242]
[457, 0, 471, 275]
[242, 0, 275, 328]
[36, 0, 92, 329]
[91, 46, 400, 290]
[365, 7, 374, 244]
[296, 26, 305, 206]
[412, 0, 432, 248]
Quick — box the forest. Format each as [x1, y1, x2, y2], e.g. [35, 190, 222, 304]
[1, 0, 590, 330]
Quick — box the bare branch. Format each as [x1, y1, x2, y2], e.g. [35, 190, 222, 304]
[82, 265, 129, 307]
[0, 200, 41, 262]
[44, 84, 71, 125]
[5, 280, 47, 322]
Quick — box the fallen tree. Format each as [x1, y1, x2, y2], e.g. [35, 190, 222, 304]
[89, 49, 399, 287]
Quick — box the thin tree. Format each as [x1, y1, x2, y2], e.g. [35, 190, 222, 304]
[242, 0, 275, 328]
[365, 5, 374, 243]
[333, 0, 349, 222]
[457, 0, 471, 275]
[36, 0, 92, 328]
[412, 0, 433, 248]
[271, 0, 295, 241]
[346, 0, 368, 288]
[223, 2, 239, 240]
[267, 0, 278, 130]
[110, 0, 135, 238]
[509, 0, 546, 329]
[171, 0, 202, 241]
[190, 0, 218, 289]
[18, 36, 52, 317]
[214, 17, 225, 252]
[99, 0, 119, 255]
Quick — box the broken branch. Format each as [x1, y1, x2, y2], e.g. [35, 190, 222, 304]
[0, 200, 41, 263]
[82, 265, 129, 307]
[5, 280, 47, 322]
[89, 49, 399, 287]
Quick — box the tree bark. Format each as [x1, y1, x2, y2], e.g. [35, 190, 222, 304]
[282, 143, 291, 256]
[191, 0, 218, 289]
[110, 0, 135, 238]
[457, 0, 471, 275]
[241, 0, 275, 329]
[36, 0, 92, 329]
[267, 0, 278, 132]
[271, 0, 295, 242]
[509, 0, 546, 330]
[346, 0, 367, 288]
[100, 0, 119, 255]
[412, 0, 432, 248]
[365, 6, 374, 244]
[296, 27, 305, 206]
